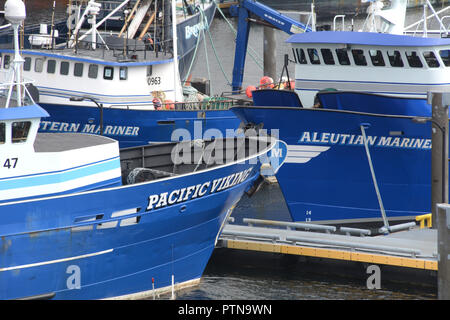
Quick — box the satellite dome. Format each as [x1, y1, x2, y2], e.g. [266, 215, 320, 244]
[4, 0, 26, 25]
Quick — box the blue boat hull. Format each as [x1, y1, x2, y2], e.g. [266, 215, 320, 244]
[0, 158, 259, 299]
[38, 104, 241, 148]
[232, 101, 435, 224]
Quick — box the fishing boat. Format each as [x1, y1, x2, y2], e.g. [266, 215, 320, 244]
[0, 0, 282, 299]
[231, 30, 450, 225]
[0, 0, 242, 149]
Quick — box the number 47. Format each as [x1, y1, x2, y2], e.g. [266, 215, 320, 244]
[4, 158, 18, 169]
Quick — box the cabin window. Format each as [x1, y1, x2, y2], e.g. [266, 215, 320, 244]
[3, 55, 11, 69]
[296, 48, 307, 64]
[119, 66, 128, 80]
[352, 49, 367, 66]
[335, 48, 350, 65]
[369, 50, 385, 66]
[307, 49, 320, 64]
[74, 63, 83, 77]
[321, 49, 335, 65]
[387, 51, 404, 67]
[60, 61, 69, 75]
[292, 48, 297, 63]
[439, 50, 450, 67]
[47, 59, 56, 73]
[406, 51, 423, 68]
[24, 57, 32, 71]
[34, 58, 44, 73]
[0, 123, 4, 144]
[423, 51, 440, 68]
[103, 66, 114, 80]
[88, 64, 98, 78]
[12, 121, 31, 143]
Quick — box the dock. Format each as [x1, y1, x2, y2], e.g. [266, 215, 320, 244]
[218, 218, 438, 271]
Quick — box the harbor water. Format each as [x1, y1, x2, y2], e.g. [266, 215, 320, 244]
[27, 1, 440, 300]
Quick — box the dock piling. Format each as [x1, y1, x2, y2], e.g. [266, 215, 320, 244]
[263, 26, 276, 81]
[437, 203, 450, 299]
[429, 92, 450, 228]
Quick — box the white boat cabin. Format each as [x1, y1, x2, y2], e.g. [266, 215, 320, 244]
[0, 49, 180, 110]
[287, 31, 450, 107]
[0, 71, 122, 203]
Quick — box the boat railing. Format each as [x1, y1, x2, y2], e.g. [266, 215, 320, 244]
[332, 15, 346, 31]
[403, 2, 450, 36]
[111, 98, 235, 111]
[0, 71, 37, 109]
[25, 31, 174, 61]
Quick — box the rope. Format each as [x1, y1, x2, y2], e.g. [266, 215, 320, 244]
[183, 1, 265, 92]
[211, 0, 264, 67]
[205, 19, 232, 86]
[182, 6, 205, 85]
[202, 16, 212, 93]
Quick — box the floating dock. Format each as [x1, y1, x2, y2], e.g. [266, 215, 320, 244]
[218, 218, 437, 271]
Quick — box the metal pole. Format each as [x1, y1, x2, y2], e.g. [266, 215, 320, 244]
[430, 92, 449, 228]
[360, 124, 390, 232]
[436, 203, 450, 299]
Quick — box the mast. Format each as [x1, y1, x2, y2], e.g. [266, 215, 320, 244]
[171, 0, 178, 102]
[4, 0, 26, 108]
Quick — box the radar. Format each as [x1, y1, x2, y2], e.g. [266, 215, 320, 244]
[4, 0, 26, 25]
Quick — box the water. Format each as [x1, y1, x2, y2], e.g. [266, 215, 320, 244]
[22, 2, 440, 300]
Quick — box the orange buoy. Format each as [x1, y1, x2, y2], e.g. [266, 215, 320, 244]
[289, 80, 295, 90]
[245, 85, 257, 98]
[259, 76, 274, 89]
[164, 99, 175, 110]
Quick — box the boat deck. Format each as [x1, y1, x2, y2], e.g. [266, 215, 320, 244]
[34, 132, 116, 152]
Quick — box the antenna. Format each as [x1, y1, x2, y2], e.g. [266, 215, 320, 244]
[4, 0, 26, 107]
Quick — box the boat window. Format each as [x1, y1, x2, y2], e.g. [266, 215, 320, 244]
[47, 59, 56, 73]
[74, 63, 83, 77]
[292, 48, 297, 63]
[387, 50, 404, 67]
[406, 51, 423, 68]
[369, 50, 385, 66]
[0, 123, 4, 144]
[296, 48, 307, 64]
[24, 57, 32, 71]
[103, 66, 114, 80]
[352, 49, 367, 66]
[35, 58, 44, 72]
[88, 64, 98, 78]
[307, 49, 320, 64]
[321, 49, 335, 65]
[120, 66, 128, 80]
[3, 55, 11, 69]
[439, 50, 450, 67]
[423, 51, 440, 68]
[11, 121, 31, 143]
[335, 48, 350, 65]
[60, 61, 69, 75]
